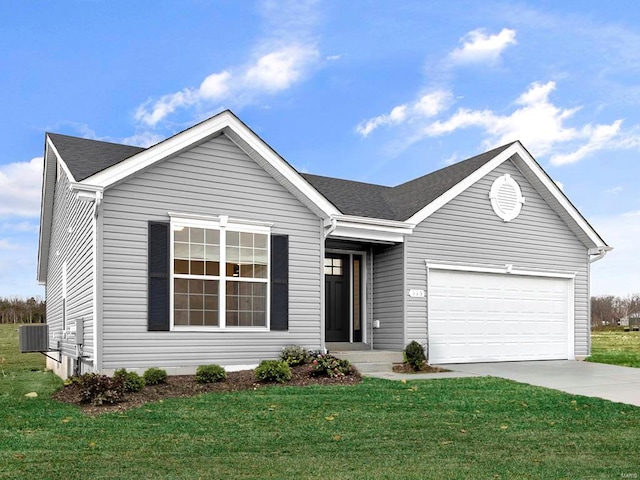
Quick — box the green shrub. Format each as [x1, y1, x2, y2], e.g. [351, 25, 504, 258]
[143, 367, 168, 385]
[76, 373, 125, 406]
[280, 345, 308, 366]
[405, 341, 426, 371]
[309, 353, 353, 378]
[113, 368, 145, 392]
[195, 364, 227, 384]
[254, 360, 292, 383]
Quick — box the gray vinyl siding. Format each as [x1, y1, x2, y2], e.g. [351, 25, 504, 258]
[45, 165, 94, 365]
[100, 134, 322, 371]
[406, 159, 590, 355]
[372, 243, 405, 350]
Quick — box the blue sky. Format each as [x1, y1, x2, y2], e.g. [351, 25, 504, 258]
[1, 0, 638, 298]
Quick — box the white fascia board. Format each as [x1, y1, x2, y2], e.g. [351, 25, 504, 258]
[407, 142, 608, 249]
[83, 110, 340, 218]
[46, 136, 76, 183]
[37, 145, 53, 284]
[407, 143, 520, 226]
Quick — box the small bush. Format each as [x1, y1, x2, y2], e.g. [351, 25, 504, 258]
[405, 341, 426, 371]
[280, 345, 308, 366]
[309, 353, 353, 378]
[255, 360, 292, 383]
[113, 368, 145, 392]
[76, 373, 125, 406]
[195, 364, 227, 384]
[143, 367, 168, 385]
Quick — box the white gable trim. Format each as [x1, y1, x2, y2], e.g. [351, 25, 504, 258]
[406, 142, 608, 249]
[46, 136, 76, 183]
[82, 110, 341, 219]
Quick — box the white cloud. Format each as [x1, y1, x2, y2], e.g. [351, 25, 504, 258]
[604, 186, 623, 195]
[591, 211, 640, 296]
[135, 44, 320, 127]
[245, 45, 319, 93]
[449, 28, 517, 65]
[0, 158, 42, 218]
[550, 120, 623, 165]
[326, 54, 342, 61]
[420, 81, 632, 163]
[357, 90, 453, 137]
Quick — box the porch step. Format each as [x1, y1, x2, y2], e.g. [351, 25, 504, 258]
[330, 350, 404, 374]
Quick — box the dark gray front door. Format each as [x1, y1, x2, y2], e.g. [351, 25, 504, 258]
[325, 253, 350, 342]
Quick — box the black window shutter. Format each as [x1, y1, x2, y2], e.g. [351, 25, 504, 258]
[148, 221, 170, 331]
[270, 234, 289, 331]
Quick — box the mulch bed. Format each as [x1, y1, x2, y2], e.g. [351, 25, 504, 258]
[392, 363, 450, 374]
[52, 365, 362, 415]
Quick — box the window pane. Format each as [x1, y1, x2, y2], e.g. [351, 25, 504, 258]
[204, 310, 218, 326]
[226, 310, 239, 327]
[174, 242, 189, 259]
[226, 281, 266, 328]
[174, 278, 188, 293]
[190, 310, 204, 326]
[254, 234, 267, 249]
[205, 229, 219, 245]
[190, 243, 205, 260]
[191, 260, 205, 275]
[227, 231, 239, 247]
[174, 227, 188, 242]
[240, 232, 253, 248]
[190, 294, 203, 310]
[174, 310, 188, 325]
[189, 279, 204, 294]
[204, 294, 218, 310]
[205, 245, 219, 261]
[205, 261, 220, 276]
[175, 259, 189, 274]
[205, 280, 219, 295]
[190, 228, 204, 244]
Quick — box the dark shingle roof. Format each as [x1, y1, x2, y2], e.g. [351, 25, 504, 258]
[48, 133, 145, 181]
[48, 131, 515, 222]
[303, 142, 515, 221]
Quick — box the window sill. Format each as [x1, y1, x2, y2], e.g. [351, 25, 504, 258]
[170, 326, 270, 332]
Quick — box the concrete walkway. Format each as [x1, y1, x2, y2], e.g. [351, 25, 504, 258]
[366, 360, 640, 407]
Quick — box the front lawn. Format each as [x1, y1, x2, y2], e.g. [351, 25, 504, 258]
[587, 330, 640, 368]
[1, 324, 639, 479]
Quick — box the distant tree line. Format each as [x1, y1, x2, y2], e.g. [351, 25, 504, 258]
[591, 294, 640, 327]
[0, 297, 46, 324]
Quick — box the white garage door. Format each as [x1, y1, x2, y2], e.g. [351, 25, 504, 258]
[428, 269, 572, 364]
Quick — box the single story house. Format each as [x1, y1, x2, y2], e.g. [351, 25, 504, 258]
[37, 110, 611, 378]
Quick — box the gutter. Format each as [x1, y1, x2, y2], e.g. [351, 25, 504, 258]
[323, 217, 338, 238]
[588, 246, 613, 264]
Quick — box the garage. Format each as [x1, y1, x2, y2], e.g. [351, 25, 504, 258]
[428, 267, 574, 364]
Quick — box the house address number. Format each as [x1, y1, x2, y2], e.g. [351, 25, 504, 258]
[409, 289, 425, 298]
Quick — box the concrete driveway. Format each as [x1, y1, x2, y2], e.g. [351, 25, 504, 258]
[437, 360, 640, 407]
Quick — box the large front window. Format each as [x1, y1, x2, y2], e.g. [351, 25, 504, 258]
[171, 217, 269, 329]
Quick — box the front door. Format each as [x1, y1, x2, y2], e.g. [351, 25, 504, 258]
[325, 253, 350, 342]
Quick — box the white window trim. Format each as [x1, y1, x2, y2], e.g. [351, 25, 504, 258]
[169, 214, 271, 332]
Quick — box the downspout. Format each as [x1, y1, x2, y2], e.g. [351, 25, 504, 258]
[92, 190, 102, 373]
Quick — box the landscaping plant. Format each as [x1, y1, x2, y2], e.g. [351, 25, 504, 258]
[405, 341, 427, 371]
[195, 364, 227, 384]
[76, 373, 125, 406]
[308, 353, 353, 377]
[113, 368, 145, 392]
[143, 367, 168, 385]
[280, 345, 308, 366]
[254, 360, 292, 383]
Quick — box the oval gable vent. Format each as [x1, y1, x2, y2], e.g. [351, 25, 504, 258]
[489, 174, 525, 222]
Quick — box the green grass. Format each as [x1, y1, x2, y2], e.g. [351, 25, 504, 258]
[587, 330, 640, 367]
[1, 324, 640, 479]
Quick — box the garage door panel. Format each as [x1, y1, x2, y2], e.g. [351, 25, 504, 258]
[428, 269, 571, 364]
